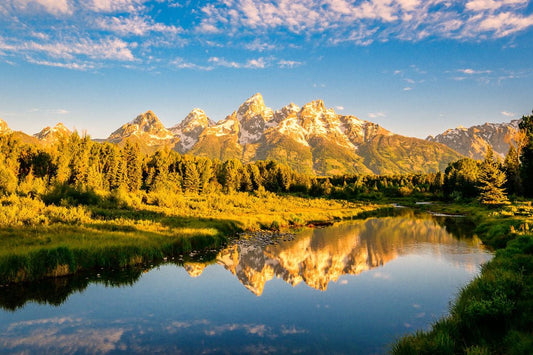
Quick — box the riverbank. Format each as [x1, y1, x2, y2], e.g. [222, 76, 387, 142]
[393, 200, 533, 354]
[0, 192, 383, 284]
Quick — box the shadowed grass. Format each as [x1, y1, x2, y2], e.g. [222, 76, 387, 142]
[0, 192, 382, 283]
[393, 201, 533, 355]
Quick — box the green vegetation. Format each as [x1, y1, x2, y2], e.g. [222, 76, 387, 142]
[0, 189, 376, 283]
[0, 129, 379, 283]
[519, 111, 533, 197]
[1, 108, 532, 352]
[392, 201, 533, 354]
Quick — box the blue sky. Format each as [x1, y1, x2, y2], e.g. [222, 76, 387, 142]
[0, 0, 532, 139]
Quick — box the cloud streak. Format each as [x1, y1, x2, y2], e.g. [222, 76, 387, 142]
[1, 1, 532, 70]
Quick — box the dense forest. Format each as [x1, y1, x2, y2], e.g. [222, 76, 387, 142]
[0, 111, 532, 207]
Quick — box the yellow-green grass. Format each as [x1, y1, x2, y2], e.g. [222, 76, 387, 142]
[393, 200, 533, 355]
[0, 192, 383, 283]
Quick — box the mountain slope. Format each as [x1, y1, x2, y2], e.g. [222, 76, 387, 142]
[170, 108, 214, 153]
[107, 110, 179, 153]
[359, 134, 463, 175]
[0, 119, 11, 135]
[106, 93, 465, 175]
[34, 123, 72, 145]
[427, 120, 520, 160]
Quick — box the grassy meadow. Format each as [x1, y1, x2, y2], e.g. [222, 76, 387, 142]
[393, 200, 533, 355]
[0, 189, 381, 284]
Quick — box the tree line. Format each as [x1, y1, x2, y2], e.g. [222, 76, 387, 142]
[0, 110, 531, 206]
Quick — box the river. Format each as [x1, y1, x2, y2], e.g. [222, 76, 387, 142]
[0, 210, 492, 354]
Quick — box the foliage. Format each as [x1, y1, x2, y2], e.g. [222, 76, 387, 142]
[478, 147, 510, 206]
[519, 111, 533, 197]
[393, 202, 533, 354]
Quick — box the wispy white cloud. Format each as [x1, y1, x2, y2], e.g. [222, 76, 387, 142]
[335, 105, 345, 111]
[171, 57, 213, 71]
[465, 0, 529, 12]
[244, 39, 277, 51]
[96, 15, 182, 36]
[209, 56, 268, 69]
[12, 0, 72, 15]
[458, 68, 492, 74]
[450, 67, 532, 84]
[368, 112, 386, 118]
[27, 37, 135, 61]
[171, 56, 270, 70]
[0, 35, 135, 66]
[501, 111, 515, 117]
[84, 0, 147, 14]
[28, 107, 70, 114]
[277, 59, 303, 68]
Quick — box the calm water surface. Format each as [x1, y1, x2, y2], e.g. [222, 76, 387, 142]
[0, 211, 492, 354]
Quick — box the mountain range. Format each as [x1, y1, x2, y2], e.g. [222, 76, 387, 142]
[0, 93, 521, 175]
[100, 93, 463, 175]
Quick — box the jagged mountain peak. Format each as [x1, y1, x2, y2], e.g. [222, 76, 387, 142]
[280, 103, 300, 115]
[131, 110, 166, 131]
[171, 108, 215, 152]
[237, 93, 271, 119]
[34, 122, 72, 143]
[108, 110, 174, 146]
[0, 118, 11, 134]
[181, 108, 212, 128]
[302, 99, 326, 113]
[234, 93, 274, 145]
[427, 119, 520, 159]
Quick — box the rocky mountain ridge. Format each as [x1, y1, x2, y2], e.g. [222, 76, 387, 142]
[426, 120, 520, 160]
[0, 119, 12, 135]
[34, 123, 72, 145]
[105, 93, 460, 175]
[0, 94, 467, 175]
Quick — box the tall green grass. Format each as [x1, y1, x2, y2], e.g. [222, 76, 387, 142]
[393, 202, 533, 354]
[0, 192, 382, 283]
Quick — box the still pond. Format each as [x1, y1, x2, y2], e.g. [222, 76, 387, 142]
[0, 210, 492, 354]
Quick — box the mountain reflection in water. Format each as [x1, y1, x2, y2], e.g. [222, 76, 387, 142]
[217, 214, 486, 295]
[0, 211, 493, 355]
[0, 211, 487, 311]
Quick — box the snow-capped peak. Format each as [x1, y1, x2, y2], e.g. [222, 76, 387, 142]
[108, 110, 174, 144]
[171, 108, 214, 152]
[34, 122, 72, 143]
[0, 119, 12, 135]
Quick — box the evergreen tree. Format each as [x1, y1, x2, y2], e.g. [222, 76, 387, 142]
[182, 161, 200, 193]
[123, 141, 142, 192]
[478, 147, 509, 206]
[519, 110, 533, 196]
[443, 158, 481, 199]
[220, 159, 241, 192]
[503, 145, 521, 196]
[196, 157, 213, 193]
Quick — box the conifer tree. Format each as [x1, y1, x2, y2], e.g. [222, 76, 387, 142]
[503, 145, 521, 196]
[182, 161, 200, 193]
[123, 141, 142, 192]
[478, 147, 509, 206]
[519, 110, 533, 196]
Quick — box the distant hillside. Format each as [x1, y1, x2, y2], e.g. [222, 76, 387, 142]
[427, 120, 520, 160]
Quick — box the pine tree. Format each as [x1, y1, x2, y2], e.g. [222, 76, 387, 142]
[123, 141, 142, 192]
[503, 145, 521, 196]
[519, 110, 533, 196]
[478, 147, 510, 206]
[182, 161, 200, 193]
